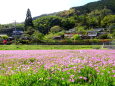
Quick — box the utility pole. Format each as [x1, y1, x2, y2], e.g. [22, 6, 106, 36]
[14, 20, 16, 44]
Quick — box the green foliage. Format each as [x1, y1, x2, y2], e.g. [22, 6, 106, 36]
[72, 0, 115, 14]
[57, 9, 76, 17]
[101, 15, 115, 27]
[0, 66, 114, 86]
[25, 8, 33, 30]
[75, 26, 87, 35]
[98, 34, 112, 39]
[109, 23, 115, 34]
[24, 26, 35, 35]
[18, 34, 32, 44]
[0, 45, 101, 50]
[31, 31, 44, 43]
[33, 16, 75, 34]
[87, 16, 98, 28]
[88, 8, 112, 17]
[112, 32, 115, 38]
[50, 26, 63, 33]
[1, 35, 8, 39]
[61, 17, 75, 30]
[43, 31, 64, 42]
[0, 24, 6, 29]
[33, 16, 62, 34]
[71, 34, 81, 40]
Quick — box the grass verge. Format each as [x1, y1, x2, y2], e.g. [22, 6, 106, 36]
[0, 45, 101, 50]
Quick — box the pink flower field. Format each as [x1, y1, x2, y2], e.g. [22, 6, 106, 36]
[0, 49, 115, 85]
[0, 50, 115, 74]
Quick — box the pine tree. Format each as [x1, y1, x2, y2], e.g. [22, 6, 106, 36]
[24, 8, 33, 30]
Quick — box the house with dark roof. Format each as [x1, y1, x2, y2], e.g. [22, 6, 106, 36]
[93, 28, 105, 32]
[12, 30, 24, 37]
[64, 28, 106, 39]
[87, 31, 98, 38]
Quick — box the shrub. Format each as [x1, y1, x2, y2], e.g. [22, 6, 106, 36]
[98, 34, 111, 39]
[31, 31, 44, 43]
[71, 34, 81, 40]
[50, 26, 63, 33]
[1, 35, 8, 39]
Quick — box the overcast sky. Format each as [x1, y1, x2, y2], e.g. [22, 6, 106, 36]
[0, 0, 99, 24]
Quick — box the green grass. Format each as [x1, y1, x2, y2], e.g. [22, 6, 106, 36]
[0, 66, 114, 86]
[0, 45, 102, 50]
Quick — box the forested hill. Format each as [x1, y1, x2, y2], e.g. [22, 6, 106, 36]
[72, 0, 115, 14]
[33, 0, 115, 19]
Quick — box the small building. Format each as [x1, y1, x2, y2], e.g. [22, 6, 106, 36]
[93, 28, 105, 32]
[53, 36, 63, 40]
[87, 31, 98, 38]
[64, 33, 80, 38]
[65, 28, 76, 33]
[12, 30, 23, 37]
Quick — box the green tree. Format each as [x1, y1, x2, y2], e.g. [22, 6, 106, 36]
[101, 15, 115, 27]
[98, 34, 112, 39]
[87, 16, 98, 28]
[31, 31, 44, 43]
[24, 8, 33, 31]
[57, 9, 76, 17]
[24, 26, 35, 35]
[33, 16, 62, 34]
[61, 17, 75, 30]
[43, 31, 64, 42]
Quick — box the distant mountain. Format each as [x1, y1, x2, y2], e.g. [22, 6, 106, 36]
[33, 12, 57, 20]
[72, 0, 115, 14]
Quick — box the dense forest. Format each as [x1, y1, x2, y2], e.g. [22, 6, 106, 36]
[72, 0, 115, 14]
[0, 0, 115, 44]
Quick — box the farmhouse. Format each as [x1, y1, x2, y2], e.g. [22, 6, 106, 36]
[12, 30, 24, 37]
[64, 28, 106, 39]
[87, 31, 98, 38]
[64, 33, 80, 38]
[64, 28, 80, 38]
[93, 28, 105, 32]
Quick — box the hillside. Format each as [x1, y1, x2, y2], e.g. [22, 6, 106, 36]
[33, 12, 57, 20]
[33, 0, 115, 19]
[72, 0, 115, 14]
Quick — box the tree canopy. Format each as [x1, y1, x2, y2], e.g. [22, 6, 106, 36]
[24, 8, 33, 30]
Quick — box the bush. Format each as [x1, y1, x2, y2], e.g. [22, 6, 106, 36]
[1, 35, 8, 39]
[71, 34, 81, 40]
[98, 34, 111, 39]
[50, 26, 63, 33]
[31, 31, 44, 43]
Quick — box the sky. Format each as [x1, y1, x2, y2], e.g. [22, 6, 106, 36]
[0, 0, 99, 24]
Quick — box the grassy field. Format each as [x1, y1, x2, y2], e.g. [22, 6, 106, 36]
[0, 45, 102, 50]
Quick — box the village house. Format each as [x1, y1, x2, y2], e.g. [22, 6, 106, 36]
[87, 28, 106, 38]
[64, 33, 80, 38]
[87, 31, 98, 38]
[12, 30, 24, 37]
[64, 28, 106, 39]
[64, 28, 80, 38]
[53, 35, 64, 40]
